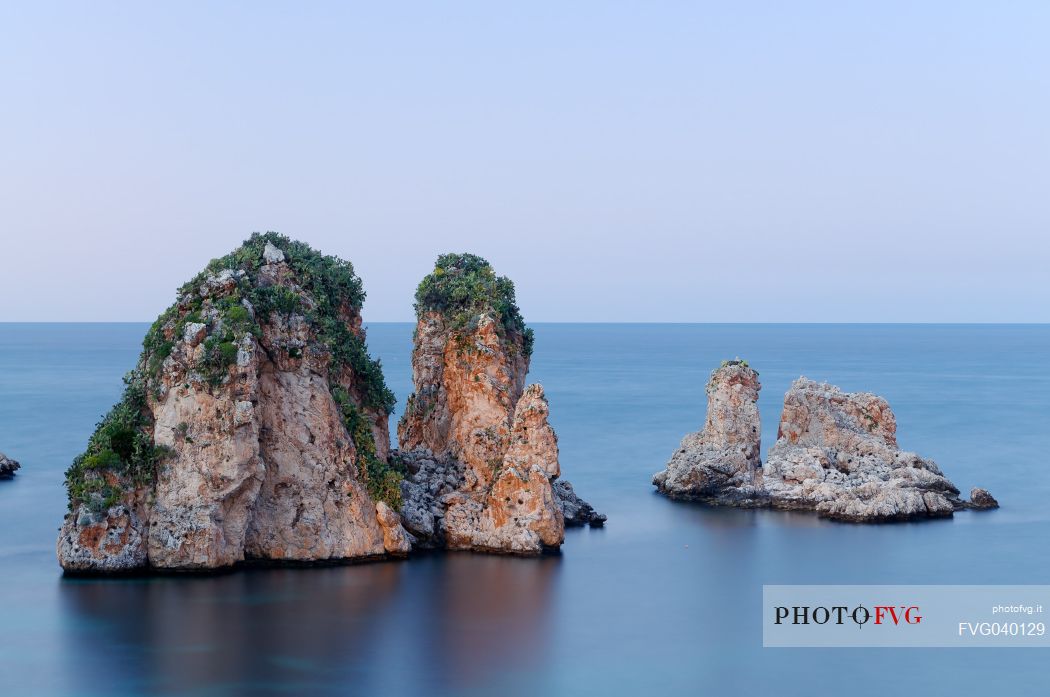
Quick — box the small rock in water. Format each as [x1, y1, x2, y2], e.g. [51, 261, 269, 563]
[553, 480, 606, 527]
[969, 487, 999, 510]
[0, 451, 20, 478]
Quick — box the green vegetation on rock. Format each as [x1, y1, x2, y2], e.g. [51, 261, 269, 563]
[64, 371, 171, 513]
[65, 232, 399, 511]
[414, 253, 534, 356]
[332, 387, 405, 510]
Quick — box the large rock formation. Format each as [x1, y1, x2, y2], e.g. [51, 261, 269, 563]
[654, 366, 994, 522]
[762, 378, 966, 521]
[397, 253, 603, 553]
[58, 233, 410, 572]
[652, 360, 765, 505]
[0, 452, 20, 478]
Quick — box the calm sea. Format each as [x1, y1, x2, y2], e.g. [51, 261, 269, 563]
[1, 323, 1048, 696]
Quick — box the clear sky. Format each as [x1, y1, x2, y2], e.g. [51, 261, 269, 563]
[1, 2, 1047, 322]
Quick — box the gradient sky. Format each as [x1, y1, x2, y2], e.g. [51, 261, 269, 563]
[2, 2, 1047, 322]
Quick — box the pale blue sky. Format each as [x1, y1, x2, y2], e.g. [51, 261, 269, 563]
[1, 2, 1047, 321]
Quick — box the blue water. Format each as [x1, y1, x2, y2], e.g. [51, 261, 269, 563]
[1, 323, 1048, 696]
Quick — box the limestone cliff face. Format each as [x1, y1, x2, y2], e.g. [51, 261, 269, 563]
[762, 378, 964, 521]
[652, 361, 764, 505]
[58, 234, 409, 572]
[399, 312, 528, 493]
[654, 365, 994, 522]
[398, 254, 602, 554]
[442, 385, 566, 552]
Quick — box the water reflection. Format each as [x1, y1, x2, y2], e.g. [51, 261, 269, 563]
[59, 554, 559, 696]
[425, 553, 560, 690]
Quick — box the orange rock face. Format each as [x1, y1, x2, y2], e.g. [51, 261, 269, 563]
[399, 312, 528, 491]
[398, 311, 566, 554]
[58, 492, 150, 572]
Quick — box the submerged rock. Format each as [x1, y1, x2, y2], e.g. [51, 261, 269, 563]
[58, 233, 405, 572]
[397, 253, 602, 553]
[655, 366, 995, 523]
[0, 452, 20, 478]
[652, 360, 765, 506]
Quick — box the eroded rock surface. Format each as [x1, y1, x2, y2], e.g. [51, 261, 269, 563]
[655, 366, 996, 522]
[968, 487, 999, 510]
[376, 501, 414, 555]
[553, 480, 607, 527]
[652, 361, 765, 505]
[763, 378, 964, 521]
[400, 312, 527, 492]
[58, 233, 402, 572]
[397, 254, 602, 554]
[57, 493, 150, 572]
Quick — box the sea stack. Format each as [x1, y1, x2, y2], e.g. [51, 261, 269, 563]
[57, 233, 410, 572]
[397, 253, 603, 553]
[0, 452, 20, 478]
[652, 360, 765, 505]
[654, 365, 995, 522]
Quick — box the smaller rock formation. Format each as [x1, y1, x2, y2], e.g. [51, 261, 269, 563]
[652, 360, 766, 506]
[654, 366, 998, 522]
[397, 253, 602, 554]
[553, 480, 607, 527]
[763, 378, 963, 522]
[968, 487, 999, 510]
[395, 450, 462, 547]
[0, 452, 20, 478]
[376, 501, 414, 555]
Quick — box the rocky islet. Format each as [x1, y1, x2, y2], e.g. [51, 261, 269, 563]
[56, 238, 602, 573]
[396, 253, 604, 554]
[58, 234, 405, 572]
[654, 361, 996, 522]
